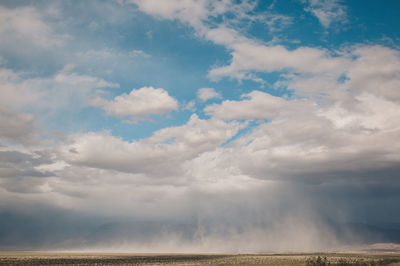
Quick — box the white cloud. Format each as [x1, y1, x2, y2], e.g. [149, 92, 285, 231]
[0, 65, 119, 110]
[129, 0, 231, 30]
[60, 114, 242, 177]
[208, 42, 350, 81]
[54, 65, 120, 90]
[129, 49, 150, 58]
[279, 45, 400, 106]
[75, 48, 151, 67]
[129, 0, 349, 83]
[205, 91, 285, 120]
[282, 74, 345, 100]
[0, 68, 38, 108]
[321, 93, 400, 132]
[0, 6, 65, 47]
[345, 45, 400, 101]
[183, 100, 196, 112]
[91, 86, 178, 122]
[0, 108, 38, 145]
[263, 13, 293, 32]
[0, 65, 120, 148]
[197, 87, 221, 102]
[304, 0, 347, 28]
[215, 100, 400, 184]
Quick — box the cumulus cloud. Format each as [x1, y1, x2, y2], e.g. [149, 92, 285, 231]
[280, 45, 400, 107]
[215, 94, 400, 186]
[205, 91, 285, 120]
[60, 114, 242, 177]
[197, 87, 221, 102]
[345, 45, 400, 101]
[91, 86, 178, 122]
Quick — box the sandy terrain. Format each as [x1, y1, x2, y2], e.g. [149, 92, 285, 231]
[1, 252, 400, 265]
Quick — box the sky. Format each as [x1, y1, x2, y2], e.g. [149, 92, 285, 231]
[1, 0, 400, 252]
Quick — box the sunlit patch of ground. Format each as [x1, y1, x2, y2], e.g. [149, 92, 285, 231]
[1, 252, 400, 265]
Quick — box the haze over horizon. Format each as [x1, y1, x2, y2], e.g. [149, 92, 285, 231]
[1, 0, 400, 252]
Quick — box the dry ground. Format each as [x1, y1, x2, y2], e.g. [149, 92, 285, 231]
[1, 252, 400, 265]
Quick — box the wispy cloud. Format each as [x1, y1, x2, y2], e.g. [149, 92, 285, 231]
[304, 0, 347, 28]
[197, 87, 221, 102]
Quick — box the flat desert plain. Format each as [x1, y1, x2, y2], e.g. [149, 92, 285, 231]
[1, 252, 400, 265]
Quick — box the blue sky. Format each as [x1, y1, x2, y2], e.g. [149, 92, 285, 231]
[1, 0, 400, 251]
[1, 0, 398, 140]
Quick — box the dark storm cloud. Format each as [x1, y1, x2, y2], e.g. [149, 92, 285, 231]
[0, 150, 54, 193]
[0, 187, 399, 252]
